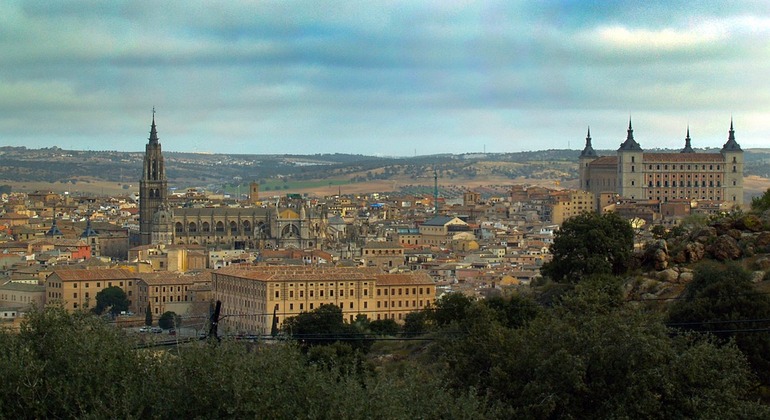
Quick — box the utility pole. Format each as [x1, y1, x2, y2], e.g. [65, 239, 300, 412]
[208, 300, 221, 342]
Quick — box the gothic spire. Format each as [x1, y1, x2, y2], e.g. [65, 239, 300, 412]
[149, 107, 159, 145]
[580, 126, 597, 157]
[680, 126, 694, 153]
[721, 118, 742, 151]
[618, 117, 642, 151]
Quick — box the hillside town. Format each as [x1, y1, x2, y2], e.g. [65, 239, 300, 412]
[0, 116, 748, 337]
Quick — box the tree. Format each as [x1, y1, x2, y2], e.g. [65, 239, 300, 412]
[430, 292, 474, 327]
[541, 212, 634, 283]
[668, 262, 770, 386]
[751, 187, 770, 213]
[402, 311, 428, 336]
[93, 286, 129, 316]
[282, 304, 369, 352]
[158, 311, 181, 330]
[144, 303, 152, 326]
[369, 318, 401, 336]
[437, 282, 769, 418]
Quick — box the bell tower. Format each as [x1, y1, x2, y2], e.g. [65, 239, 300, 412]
[139, 109, 168, 245]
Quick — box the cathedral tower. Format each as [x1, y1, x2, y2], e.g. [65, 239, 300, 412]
[139, 110, 168, 245]
[617, 118, 645, 200]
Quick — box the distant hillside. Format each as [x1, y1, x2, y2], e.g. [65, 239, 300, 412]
[0, 146, 767, 198]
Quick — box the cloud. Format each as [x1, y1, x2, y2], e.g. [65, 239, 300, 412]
[0, 1, 768, 155]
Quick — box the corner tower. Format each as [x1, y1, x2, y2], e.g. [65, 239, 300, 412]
[617, 118, 644, 200]
[578, 126, 598, 191]
[139, 109, 168, 245]
[721, 119, 744, 207]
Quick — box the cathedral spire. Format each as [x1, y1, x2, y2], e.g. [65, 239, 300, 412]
[149, 108, 159, 145]
[618, 117, 642, 151]
[680, 126, 694, 153]
[722, 118, 742, 151]
[580, 126, 597, 157]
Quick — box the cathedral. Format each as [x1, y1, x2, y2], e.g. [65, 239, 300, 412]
[138, 113, 326, 249]
[579, 119, 744, 207]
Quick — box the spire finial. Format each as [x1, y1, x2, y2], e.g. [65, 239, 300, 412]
[148, 108, 159, 144]
[580, 125, 597, 157]
[681, 125, 694, 153]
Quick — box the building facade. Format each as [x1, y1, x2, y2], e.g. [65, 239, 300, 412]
[212, 266, 435, 334]
[137, 113, 327, 250]
[579, 120, 744, 207]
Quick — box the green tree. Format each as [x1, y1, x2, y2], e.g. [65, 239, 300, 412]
[144, 303, 152, 326]
[430, 292, 474, 327]
[541, 212, 634, 283]
[437, 281, 769, 418]
[402, 310, 428, 336]
[93, 286, 129, 316]
[668, 262, 770, 386]
[158, 311, 181, 330]
[283, 304, 369, 352]
[751, 187, 770, 213]
[369, 318, 401, 336]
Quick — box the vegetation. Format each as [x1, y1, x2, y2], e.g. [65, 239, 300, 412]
[541, 212, 634, 283]
[752, 187, 770, 213]
[93, 286, 129, 316]
[158, 311, 181, 330]
[668, 262, 770, 386]
[4, 275, 770, 418]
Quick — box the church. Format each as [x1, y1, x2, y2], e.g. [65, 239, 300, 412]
[138, 112, 326, 249]
[579, 119, 744, 207]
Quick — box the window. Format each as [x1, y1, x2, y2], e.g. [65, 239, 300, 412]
[73, 293, 77, 298]
[349, 302, 353, 309]
[289, 291, 294, 298]
[289, 303, 294, 310]
[275, 291, 279, 298]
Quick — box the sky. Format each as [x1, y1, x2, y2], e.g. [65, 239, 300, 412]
[1, 1, 769, 156]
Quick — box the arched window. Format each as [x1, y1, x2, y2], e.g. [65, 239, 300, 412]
[175, 222, 184, 233]
[242, 221, 251, 233]
[230, 221, 238, 234]
[188, 222, 197, 233]
[215, 221, 225, 233]
[202, 222, 210, 232]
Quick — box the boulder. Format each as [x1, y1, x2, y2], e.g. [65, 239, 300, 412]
[756, 257, 770, 270]
[657, 268, 679, 283]
[752, 271, 766, 283]
[755, 232, 770, 248]
[678, 271, 694, 283]
[727, 229, 742, 240]
[693, 227, 717, 243]
[684, 242, 706, 263]
[709, 234, 742, 261]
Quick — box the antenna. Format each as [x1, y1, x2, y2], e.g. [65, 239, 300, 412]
[434, 166, 439, 215]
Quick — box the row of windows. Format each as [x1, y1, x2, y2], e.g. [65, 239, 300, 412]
[647, 164, 722, 171]
[649, 181, 721, 187]
[154, 295, 188, 303]
[648, 173, 721, 179]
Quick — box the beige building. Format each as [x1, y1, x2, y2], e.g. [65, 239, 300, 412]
[0, 281, 45, 310]
[579, 121, 744, 207]
[137, 272, 204, 316]
[419, 216, 472, 246]
[45, 268, 140, 313]
[548, 189, 596, 225]
[362, 241, 405, 270]
[212, 266, 435, 334]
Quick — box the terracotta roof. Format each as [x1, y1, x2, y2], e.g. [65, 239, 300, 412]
[50, 268, 135, 281]
[643, 153, 724, 162]
[375, 272, 434, 286]
[137, 272, 198, 285]
[215, 266, 380, 282]
[589, 156, 618, 166]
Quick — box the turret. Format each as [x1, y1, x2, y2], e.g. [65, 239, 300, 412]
[721, 119, 744, 207]
[578, 126, 599, 191]
[616, 118, 644, 200]
[680, 126, 694, 153]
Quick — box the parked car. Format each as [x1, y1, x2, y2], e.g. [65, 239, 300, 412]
[151, 327, 163, 334]
[139, 326, 150, 333]
[168, 329, 176, 336]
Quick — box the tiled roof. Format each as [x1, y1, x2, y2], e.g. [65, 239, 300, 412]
[375, 272, 434, 286]
[589, 156, 618, 166]
[50, 268, 135, 281]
